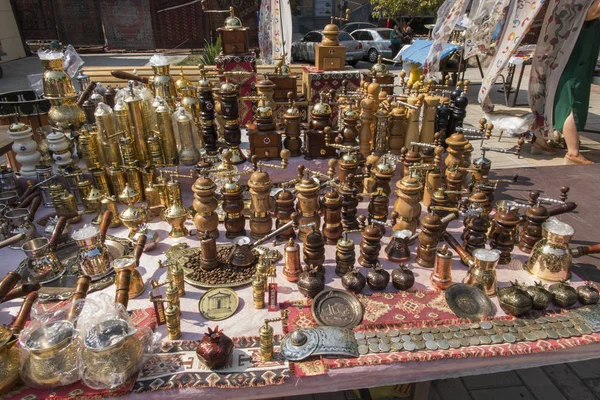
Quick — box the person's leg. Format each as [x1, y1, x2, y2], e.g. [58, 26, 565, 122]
[564, 111, 593, 163]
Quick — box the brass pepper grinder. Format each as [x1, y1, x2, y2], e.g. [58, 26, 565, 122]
[192, 172, 219, 239]
[163, 179, 189, 238]
[253, 273, 266, 309]
[154, 98, 179, 165]
[124, 81, 149, 164]
[77, 180, 94, 214]
[359, 221, 384, 269]
[295, 170, 322, 241]
[149, 295, 181, 340]
[430, 245, 453, 290]
[158, 259, 185, 297]
[222, 178, 246, 239]
[392, 173, 423, 233]
[283, 92, 302, 157]
[283, 238, 302, 282]
[259, 311, 289, 362]
[302, 224, 326, 274]
[416, 210, 458, 268]
[490, 200, 521, 264]
[151, 279, 181, 311]
[335, 233, 355, 277]
[119, 183, 147, 239]
[175, 107, 201, 166]
[108, 163, 127, 203]
[275, 187, 296, 241]
[322, 184, 343, 245]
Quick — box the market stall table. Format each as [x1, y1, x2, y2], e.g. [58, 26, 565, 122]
[0, 162, 599, 399]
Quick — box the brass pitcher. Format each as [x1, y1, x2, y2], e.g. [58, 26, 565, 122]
[463, 248, 501, 296]
[527, 218, 574, 281]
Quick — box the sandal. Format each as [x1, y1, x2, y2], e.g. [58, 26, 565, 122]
[564, 153, 593, 165]
[531, 140, 558, 155]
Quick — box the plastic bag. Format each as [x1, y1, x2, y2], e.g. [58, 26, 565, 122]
[63, 45, 84, 78]
[483, 112, 535, 136]
[77, 293, 152, 390]
[19, 299, 85, 388]
[149, 53, 169, 67]
[27, 73, 44, 97]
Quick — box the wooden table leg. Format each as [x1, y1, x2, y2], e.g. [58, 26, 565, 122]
[414, 381, 431, 400]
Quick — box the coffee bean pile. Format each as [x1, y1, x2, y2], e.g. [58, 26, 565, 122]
[185, 245, 257, 286]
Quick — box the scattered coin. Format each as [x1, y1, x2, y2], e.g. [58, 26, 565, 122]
[468, 337, 480, 346]
[368, 337, 379, 344]
[357, 339, 367, 346]
[379, 343, 391, 353]
[439, 326, 450, 333]
[448, 325, 459, 332]
[388, 329, 400, 337]
[411, 334, 423, 342]
[365, 332, 376, 338]
[556, 315, 569, 322]
[438, 339, 450, 350]
[514, 333, 525, 342]
[568, 327, 581, 337]
[474, 329, 486, 336]
[513, 320, 525, 327]
[399, 329, 410, 335]
[464, 330, 474, 337]
[391, 342, 403, 351]
[479, 335, 492, 345]
[423, 333, 435, 341]
[523, 332, 537, 341]
[470, 323, 481, 330]
[430, 327, 440, 334]
[563, 321, 574, 329]
[434, 333, 444, 340]
[425, 340, 439, 351]
[530, 324, 542, 331]
[369, 343, 380, 353]
[503, 333, 516, 343]
[557, 329, 570, 338]
[448, 339, 461, 349]
[402, 335, 412, 343]
[410, 328, 422, 335]
[414, 341, 426, 350]
[380, 336, 391, 344]
[508, 327, 518, 333]
[534, 330, 548, 340]
[443, 332, 454, 340]
[454, 331, 465, 339]
[536, 317, 548, 324]
[459, 338, 471, 347]
[403, 341, 416, 351]
[491, 334, 503, 344]
[578, 325, 593, 335]
[391, 336, 401, 343]
[377, 331, 387, 338]
[358, 345, 369, 355]
[501, 327, 510, 333]
[480, 321, 493, 330]
[459, 323, 470, 330]
[421, 327, 431, 333]
[546, 329, 559, 339]
[355, 332, 366, 340]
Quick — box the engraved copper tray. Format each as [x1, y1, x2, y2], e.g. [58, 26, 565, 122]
[311, 289, 363, 329]
[166, 243, 282, 289]
[445, 284, 495, 321]
[16, 236, 133, 302]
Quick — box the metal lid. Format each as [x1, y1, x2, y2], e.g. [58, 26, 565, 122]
[280, 328, 319, 361]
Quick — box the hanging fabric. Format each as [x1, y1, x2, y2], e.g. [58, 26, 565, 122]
[477, 0, 544, 111]
[424, 0, 469, 75]
[528, 0, 593, 138]
[463, 0, 510, 59]
[258, 0, 293, 64]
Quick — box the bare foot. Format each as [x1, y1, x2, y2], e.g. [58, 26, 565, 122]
[565, 153, 593, 165]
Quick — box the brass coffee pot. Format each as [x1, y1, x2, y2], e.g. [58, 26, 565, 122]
[0, 292, 37, 395]
[527, 219, 574, 281]
[112, 236, 147, 299]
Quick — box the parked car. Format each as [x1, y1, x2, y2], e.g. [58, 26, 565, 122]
[291, 31, 363, 66]
[340, 22, 377, 32]
[351, 28, 393, 63]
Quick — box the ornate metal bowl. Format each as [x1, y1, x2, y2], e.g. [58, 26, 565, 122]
[445, 284, 495, 321]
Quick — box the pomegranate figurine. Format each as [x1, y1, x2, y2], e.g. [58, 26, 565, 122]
[297, 264, 325, 298]
[342, 268, 366, 294]
[391, 263, 415, 290]
[549, 280, 578, 308]
[497, 281, 532, 316]
[196, 326, 234, 369]
[524, 281, 552, 310]
[577, 282, 599, 305]
[367, 263, 390, 291]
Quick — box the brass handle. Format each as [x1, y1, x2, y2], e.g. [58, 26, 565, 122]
[1, 283, 41, 303]
[111, 70, 150, 84]
[0, 271, 21, 301]
[11, 291, 38, 335]
[28, 195, 42, 223]
[0, 233, 26, 250]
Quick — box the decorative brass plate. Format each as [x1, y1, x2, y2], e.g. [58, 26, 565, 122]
[311, 289, 363, 329]
[199, 287, 239, 321]
[445, 284, 495, 322]
[16, 236, 133, 303]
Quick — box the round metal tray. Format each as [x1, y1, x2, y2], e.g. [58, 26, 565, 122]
[445, 284, 495, 322]
[311, 289, 363, 329]
[198, 287, 240, 320]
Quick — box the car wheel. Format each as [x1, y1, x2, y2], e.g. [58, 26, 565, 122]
[368, 48, 378, 64]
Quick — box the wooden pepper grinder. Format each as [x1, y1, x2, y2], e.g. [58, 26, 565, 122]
[422, 143, 445, 208]
[335, 233, 356, 277]
[302, 224, 325, 274]
[362, 156, 378, 194]
[192, 173, 219, 239]
[200, 231, 219, 271]
[340, 173, 360, 230]
[388, 101, 408, 154]
[222, 178, 246, 239]
[518, 191, 549, 253]
[283, 238, 302, 282]
[248, 157, 273, 239]
[372, 157, 395, 196]
[198, 64, 218, 155]
[490, 201, 521, 264]
[444, 131, 469, 168]
[392, 174, 423, 233]
[445, 162, 465, 206]
[368, 187, 389, 232]
[295, 169, 322, 241]
[275, 187, 296, 241]
[340, 105, 360, 146]
[359, 89, 375, 157]
[462, 211, 490, 255]
[304, 92, 336, 159]
[358, 220, 384, 269]
[322, 184, 343, 245]
[283, 92, 302, 157]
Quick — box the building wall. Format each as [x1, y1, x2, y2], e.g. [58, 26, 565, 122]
[0, 0, 25, 62]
